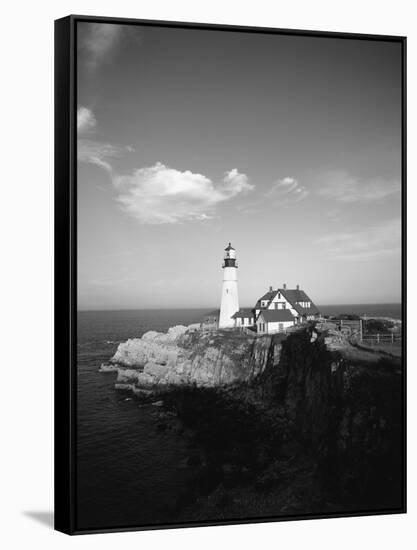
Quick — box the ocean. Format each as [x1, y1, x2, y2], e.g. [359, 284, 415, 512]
[76, 304, 401, 530]
[77, 309, 209, 530]
[318, 303, 402, 321]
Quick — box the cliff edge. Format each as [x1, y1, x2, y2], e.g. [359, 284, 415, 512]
[102, 325, 285, 390]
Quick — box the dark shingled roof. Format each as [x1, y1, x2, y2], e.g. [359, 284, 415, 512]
[232, 308, 254, 319]
[279, 288, 310, 303]
[291, 302, 320, 316]
[255, 290, 277, 309]
[254, 287, 320, 316]
[257, 309, 294, 322]
[279, 288, 320, 316]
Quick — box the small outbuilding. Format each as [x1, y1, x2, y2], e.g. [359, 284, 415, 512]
[232, 308, 255, 327]
[256, 309, 295, 334]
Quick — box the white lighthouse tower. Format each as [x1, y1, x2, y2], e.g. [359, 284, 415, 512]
[219, 243, 239, 328]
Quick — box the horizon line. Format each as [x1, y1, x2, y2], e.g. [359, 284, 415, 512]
[77, 302, 402, 313]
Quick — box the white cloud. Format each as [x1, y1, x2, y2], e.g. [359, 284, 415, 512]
[77, 107, 96, 134]
[318, 171, 400, 203]
[113, 162, 253, 224]
[265, 177, 309, 203]
[76, 109, 253, 224]
[315, 218, 401, 261]
[222, 168, 253, 196]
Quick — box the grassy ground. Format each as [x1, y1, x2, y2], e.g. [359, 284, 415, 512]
[355, 341, 402, 358]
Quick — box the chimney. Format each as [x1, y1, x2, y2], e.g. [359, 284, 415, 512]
[283, 283, 286, 289]
[269, 285, 273, 292]
[296, 284, 299, 290]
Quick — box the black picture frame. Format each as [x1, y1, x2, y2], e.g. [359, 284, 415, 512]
[55, 14, 407, 535]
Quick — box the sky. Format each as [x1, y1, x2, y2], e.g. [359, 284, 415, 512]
[77, 22, 402, 310]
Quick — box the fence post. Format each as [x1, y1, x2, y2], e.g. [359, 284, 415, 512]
[377, 333, 380, 344]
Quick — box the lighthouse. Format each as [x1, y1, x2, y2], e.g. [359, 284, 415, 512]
[219, 243, 239, 328]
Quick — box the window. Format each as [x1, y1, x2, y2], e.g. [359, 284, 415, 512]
[279, 323, 284, 332]
[283, 303, 286, 309]
[275, 303, 278, 310]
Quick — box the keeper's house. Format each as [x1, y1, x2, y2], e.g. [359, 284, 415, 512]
[254, 284, 320, 334]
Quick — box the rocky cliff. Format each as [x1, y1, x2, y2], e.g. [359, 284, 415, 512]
[102, 325, 285, 390]
[101, 323, 403, 514]
[256, 328, 403, 510]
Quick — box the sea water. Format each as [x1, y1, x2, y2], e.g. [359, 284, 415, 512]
[76, 309, 208, 530]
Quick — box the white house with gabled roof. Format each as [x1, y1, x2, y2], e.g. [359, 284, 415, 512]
[254, 284, 320, 334]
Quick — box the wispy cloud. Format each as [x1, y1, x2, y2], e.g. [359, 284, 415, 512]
[318, 171, 400, 203]
[265, 177, 309, 203]
[79, 23, 122, 70]
[78, 139, 123, 173]
[77, 106, 131, 173]
[315, 218, 401, 261]
[113, 163, 253, 224]
[78, 23, 142, 71]
[239, 176, 308, 214]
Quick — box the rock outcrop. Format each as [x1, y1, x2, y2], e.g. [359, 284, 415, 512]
[104, 325, 286, 390]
